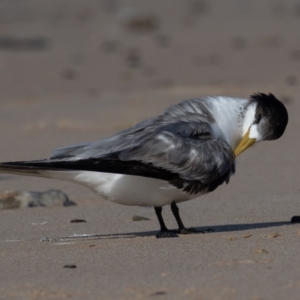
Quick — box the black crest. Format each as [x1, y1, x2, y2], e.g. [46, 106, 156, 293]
[250, 93, 288, 140]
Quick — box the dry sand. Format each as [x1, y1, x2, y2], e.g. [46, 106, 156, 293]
[1, 1, 300, 299]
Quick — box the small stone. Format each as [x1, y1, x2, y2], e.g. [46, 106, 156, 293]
[132, 216, 150, 221]
[27, 189, 75, 207]
[40, 237, 52, 242]
[291, 216, 300, 223]
[0, 191, 22, 209]
[0, 189, 75, 209]
[267, 232, 280, 239]
[243, 234, 252, 238]
[70, 219, 86, 223]
[63, 265, 77, 269]
[255, 248, 269, 254]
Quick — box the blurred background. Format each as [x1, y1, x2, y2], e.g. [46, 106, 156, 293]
[0, 0, 299, 96]
[0, 0, 299, 202]
[0, 0, 299, 100]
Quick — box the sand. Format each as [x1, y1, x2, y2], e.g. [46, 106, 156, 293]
[1, 1, 300, 299]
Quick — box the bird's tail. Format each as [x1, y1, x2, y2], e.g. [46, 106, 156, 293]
[0, 157, 176, 181]
[0, 159, 114, 192]
[0, 159, 101, 184]
[0, 160, 57, 178]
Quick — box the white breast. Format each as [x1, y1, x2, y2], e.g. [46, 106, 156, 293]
[40, 170, 200, 207]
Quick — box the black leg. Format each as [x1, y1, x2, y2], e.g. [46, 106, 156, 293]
[170, 201, 214, 234]
[154, 206, 178, 238]
[154, 206, 168, 231]
[170, 201, 186, 231]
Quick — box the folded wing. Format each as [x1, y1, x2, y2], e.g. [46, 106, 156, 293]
[0, 120, 235, 194]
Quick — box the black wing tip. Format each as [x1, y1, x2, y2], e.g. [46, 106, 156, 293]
[0, 159, 49, 169]
[0, 159, 47, 165]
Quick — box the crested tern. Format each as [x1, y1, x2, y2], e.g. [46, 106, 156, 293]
[0, 93, 288, 238]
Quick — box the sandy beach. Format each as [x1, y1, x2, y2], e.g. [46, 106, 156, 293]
[1, 1, 300, 299]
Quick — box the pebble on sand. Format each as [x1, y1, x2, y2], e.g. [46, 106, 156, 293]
[63, 265, 77, 269]
[267, 232, 280, 239]
[255, 248, 269, 254]
[0, 189, 76, 209]
[70, 219, 87, 223]
[291, 216, 300, 223]
[132, 216, 150, 221]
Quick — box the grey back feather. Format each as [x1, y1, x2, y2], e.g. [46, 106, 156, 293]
[50, 98, 235, 183]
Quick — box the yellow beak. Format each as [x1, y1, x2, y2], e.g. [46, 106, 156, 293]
[234, 128, 256, 157]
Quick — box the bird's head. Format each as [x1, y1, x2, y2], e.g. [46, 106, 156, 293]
[234, 93, 288, 157]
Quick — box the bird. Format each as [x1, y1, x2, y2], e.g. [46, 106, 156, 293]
[0, 93, 288, 238]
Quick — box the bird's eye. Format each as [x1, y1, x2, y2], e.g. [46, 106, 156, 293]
[254, 113, 262, 124]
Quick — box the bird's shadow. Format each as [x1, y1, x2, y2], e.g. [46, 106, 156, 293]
[41, 220, 294, 243]
[197, 221, 292, 233]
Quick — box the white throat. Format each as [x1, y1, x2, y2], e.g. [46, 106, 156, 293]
[242, 103, 257, 136]
[205, 96, 251, 149]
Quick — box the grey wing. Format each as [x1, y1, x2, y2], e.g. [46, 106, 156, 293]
[51, 119, 234, 186]
[118, 121, 235, 185]
[50, 118, 156, 159]
[3, 98, 235, 194]
[2, 119, 234, 194]
[50, 98, 217, 161]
